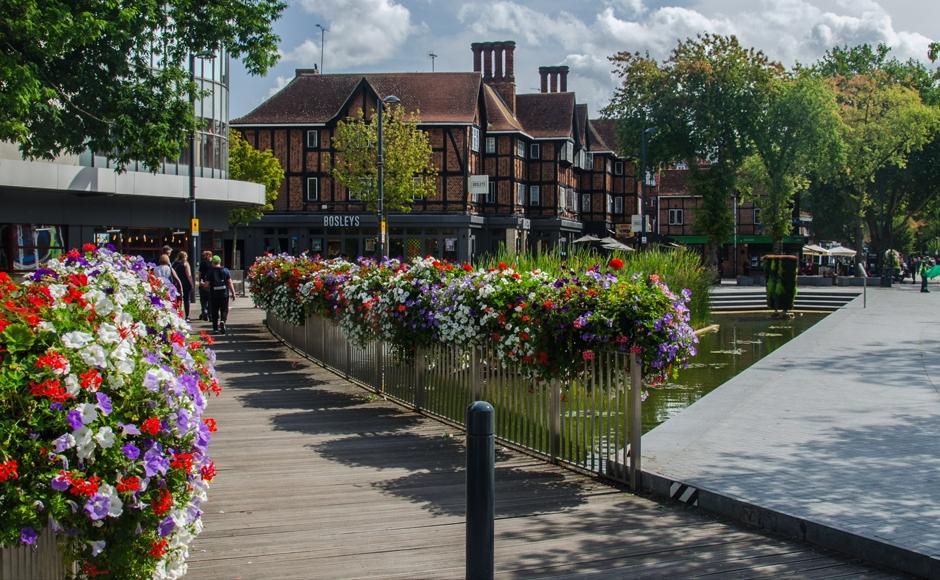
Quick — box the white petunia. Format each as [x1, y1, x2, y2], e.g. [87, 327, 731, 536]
[94, 426, 115, 448]
[64, 374, 80, 396]
[97, 323, 120, 345]
[80, 345, 107, 368]
[62, 331, 93, 349]
[78, 403, 98, 425]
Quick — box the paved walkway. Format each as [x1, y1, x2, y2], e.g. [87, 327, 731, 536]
[644, 283, 940, 576]
[185, 305, 891, 579]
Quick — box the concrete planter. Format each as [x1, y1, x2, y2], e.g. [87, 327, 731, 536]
[797, 276, 836, 287]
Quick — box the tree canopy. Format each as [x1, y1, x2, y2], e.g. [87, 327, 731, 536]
[331, 106, 437, 213]
[0, 0, 285, 171]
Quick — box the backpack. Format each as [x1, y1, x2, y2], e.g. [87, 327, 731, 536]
[205, 267, 229, 290]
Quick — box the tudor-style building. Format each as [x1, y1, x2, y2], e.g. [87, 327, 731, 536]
[230, 41, 637, 266]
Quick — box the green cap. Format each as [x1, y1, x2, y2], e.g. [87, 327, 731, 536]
[211, 255, 221, 265]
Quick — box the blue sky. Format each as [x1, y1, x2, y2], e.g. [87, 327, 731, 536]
[230, 0, 939, 120]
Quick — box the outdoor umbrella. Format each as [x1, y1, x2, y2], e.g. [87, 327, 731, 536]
[572, 235, 601, 244]
[802, 244, 829, 256]
[599, 237, 635, 252]
[827, 245, 857, 257]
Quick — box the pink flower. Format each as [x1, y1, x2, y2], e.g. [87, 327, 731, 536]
[582, 350, 595, 361]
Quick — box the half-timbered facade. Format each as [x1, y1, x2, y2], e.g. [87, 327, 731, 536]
[231, 41, 638, 265]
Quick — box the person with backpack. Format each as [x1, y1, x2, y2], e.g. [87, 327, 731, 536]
[172, 251, 195, 320]
[203, 255, 236, 334]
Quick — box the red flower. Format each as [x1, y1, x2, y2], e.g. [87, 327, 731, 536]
[116, 476, 140, 493]
[79, 369, 102, 391]
[462, 262, 473, 272]
[397, 304, 406, 312]
[582, 350, 596, 361]
[519, 332, 529, 341]
[199, 331, 215, 345]
[149, 538, 168, 558]
[152, 488, 173, 516]
[82, 562, 109, 577]
[608, 258, 624, 270]
[201, 461, 216, 482]
[140, 417, 161, 436]
[649, 273, 660, 283]
[29, 378, 71, 403]
[511, 272, 521, 280]
[542, 299, 554, 309]
[81, 243, 96, 253]
[69, 476, 100, 498]
[171, 453, 194, 472]
[497, 261, 508, 271]
[0, 460, 18, 482]
[203, 418, 217, 433]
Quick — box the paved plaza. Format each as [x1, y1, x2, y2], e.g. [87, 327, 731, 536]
[186, 305, 890, 579]
[644, 283, 940, 576]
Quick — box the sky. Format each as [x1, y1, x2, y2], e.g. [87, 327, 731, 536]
[230, 0, 940, 120]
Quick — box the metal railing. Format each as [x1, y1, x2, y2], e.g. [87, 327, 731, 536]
[268, 312, 644, 487]
[0, 522, 71, 580]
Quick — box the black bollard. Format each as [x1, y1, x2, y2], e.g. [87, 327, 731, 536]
[466, 400, 495, 580]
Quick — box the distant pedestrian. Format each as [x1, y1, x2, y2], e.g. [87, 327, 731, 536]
[172, 251, 194, 320]
[921, 260, 930, 293]
[154, 254, 182, 299]
[912, 256, 920, 285]
[198, 250, 213, 321]
[162, 245, 174, 261]
[204, 255, 235, 334]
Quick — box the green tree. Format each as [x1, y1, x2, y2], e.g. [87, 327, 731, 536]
[737, 75, 844, 251]
[605, 34, 781, 271]
[228, 129, 284, 268]
[0, 0, 285, 171]
[331, 106, 436, 212]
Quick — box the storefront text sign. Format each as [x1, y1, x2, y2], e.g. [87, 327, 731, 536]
[468, 175, 489, 195]
[323, 215, 361, 228]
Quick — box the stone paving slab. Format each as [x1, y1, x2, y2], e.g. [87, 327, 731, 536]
[643, 283, 940, 576]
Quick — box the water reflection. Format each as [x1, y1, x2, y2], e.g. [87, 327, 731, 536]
[643, 313, 826, 431]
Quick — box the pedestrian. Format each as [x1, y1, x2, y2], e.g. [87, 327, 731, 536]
[154, 254, 182, 299]
[912, 256, 920, 285]
[920, 259, 930, 293]
[198, 250, 213, 321]
[204, 255, 235, 334]
[172, 251, 195, 320]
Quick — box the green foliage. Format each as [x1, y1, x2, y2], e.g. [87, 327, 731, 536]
[0, 0, 285, 171]
[763, 255, 797, 311]
[331, 106, 437, 212]
[228, 129, 284, 225]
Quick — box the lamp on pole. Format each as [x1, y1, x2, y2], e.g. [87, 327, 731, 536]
[188, 53, 200, 286]
[316, 24, 327, 73]
[638, 126, 658, 246]
[377, 94, 401, 258]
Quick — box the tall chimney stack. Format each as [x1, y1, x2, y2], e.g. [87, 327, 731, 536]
[477, 41, 517, 112]
[539, 66, 549, 93]
[504, 41, 515, 80]
[482, 42, 493, 79]
[559, 66, 568, 92]
[494, 45, 504, 78]
[471, 43, 482, 73]
[550, 71, 558, 93]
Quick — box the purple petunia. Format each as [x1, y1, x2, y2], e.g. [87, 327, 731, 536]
[96, 392, 112, 416]
[66, 410, 83, 431]
[20, 527, 37, 545]
[122, 443, 141, 461]
[84, 494, 110, 521]
[158, 517, 175, 537]
[51, 472, 70, 492]
[143, 446, 169, 477]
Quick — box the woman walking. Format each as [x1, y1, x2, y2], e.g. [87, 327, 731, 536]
[173, 251, 195, 319]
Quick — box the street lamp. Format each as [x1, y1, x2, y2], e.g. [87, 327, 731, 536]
[638, 126, 658, 245]
[377, 94, 401, 258]
[316, 24, 327, 73]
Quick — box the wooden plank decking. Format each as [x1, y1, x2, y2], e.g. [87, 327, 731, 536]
[186, 305, 896, 579]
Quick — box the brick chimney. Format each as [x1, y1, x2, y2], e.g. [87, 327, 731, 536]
[539, 66, 549, 92]
[475, 40, 516, 113]
[559, 65, 568, 92]
[537, 65, 569, 93]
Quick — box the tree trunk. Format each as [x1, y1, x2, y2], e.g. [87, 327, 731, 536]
[231, 224, 238, 270]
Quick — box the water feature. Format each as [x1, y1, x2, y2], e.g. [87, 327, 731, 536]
[642, 312, 827, 431]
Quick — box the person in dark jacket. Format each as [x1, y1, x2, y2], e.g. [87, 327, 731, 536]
[204, 255, 236, 334]
[198, 250, 213, 321]
[172, 251, 194, 320]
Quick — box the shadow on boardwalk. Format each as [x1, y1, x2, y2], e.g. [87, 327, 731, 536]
[186, 306, 896, 579]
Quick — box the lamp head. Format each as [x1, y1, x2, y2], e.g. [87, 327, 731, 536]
[383, 95, 401, 105]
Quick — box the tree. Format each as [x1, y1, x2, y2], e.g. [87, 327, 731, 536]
[0, 0, 285, 171]
[227, 130, 284, 269]
[605, 35, 781, 271]
[737, 75, 845, 251]
[331, 106, 436, 213]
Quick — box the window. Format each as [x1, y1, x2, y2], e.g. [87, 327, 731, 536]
[485, 137, 496, 154]
[570, 189, 578, 212]
[560, 141, 573, 163]
[306, 130, 318, 149]
[581, 193, 591, 213]
[584, 152, 594, 170]
[607, 194, 614, 214]
[487, 181, 496, 204]
[614, 161, 624, 175]
[530, 143, 540, 159]
[529, 185, 540, 206]
[471, 127, 480, 153]
[668, 208, 684, 226]
[306, 177, 319, 201]
[516, 183, 525, 206]
[557, 187, 566, 210]
[614, 196, 624, 214]
[753, 208, 762, 225]
[516, 139, 526, 158]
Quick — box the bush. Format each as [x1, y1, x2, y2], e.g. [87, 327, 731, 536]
[763, 255, 798, 311]
[249, 254, 699, 382]
[0, 247, 219, 579]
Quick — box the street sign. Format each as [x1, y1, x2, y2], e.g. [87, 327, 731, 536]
[190, 218, 200, 237]
[468, 175, 489, 196]
[380, 219, 387, 236]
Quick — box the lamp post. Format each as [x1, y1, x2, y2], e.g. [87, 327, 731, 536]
[638, 126, 658, 246]
[316, 24, 327, 73]
[377, 94, 401, 258]
[188, 53, 200, 284]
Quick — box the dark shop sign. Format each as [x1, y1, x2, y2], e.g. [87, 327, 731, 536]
[323, 215, 361, 228]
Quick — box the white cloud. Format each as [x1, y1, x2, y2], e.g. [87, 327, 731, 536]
[457, 3, 590, 50]
[286, 0, 415, 69]
[268, 75, 291, 97]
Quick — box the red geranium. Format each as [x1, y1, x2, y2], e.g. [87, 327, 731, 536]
[0, 460, 18, 482]
[608, 257, 624, 270]
[140, 417, 161, 436]
[152, 488, 173, 516]
[116, 476, 140, 493]
[149, 539, 168, 558]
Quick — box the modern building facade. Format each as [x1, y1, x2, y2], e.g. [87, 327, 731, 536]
[230, 41, 638, 266]
[0, 52, 264, 271]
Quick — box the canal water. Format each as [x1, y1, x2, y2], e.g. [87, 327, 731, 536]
[642, 312, 826, 431]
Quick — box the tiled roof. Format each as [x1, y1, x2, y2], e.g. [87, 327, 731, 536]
[515, 92, 575, 139]
[232, 72, 482, 125]
[588, 119, 620, 153]
[575, 104, 588, 146]
[482, 84, 523, 132]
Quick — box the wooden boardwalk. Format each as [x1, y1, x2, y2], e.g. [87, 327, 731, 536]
[186, 305, 896, 579]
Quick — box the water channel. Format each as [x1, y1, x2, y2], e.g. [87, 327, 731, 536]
[642, 312, 827, 432]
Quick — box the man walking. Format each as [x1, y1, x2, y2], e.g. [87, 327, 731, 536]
[921, 259, 931, 293]
[912, 256, 920, 285]
[206, 255, 236, 334]
[198, 250, 213, 321]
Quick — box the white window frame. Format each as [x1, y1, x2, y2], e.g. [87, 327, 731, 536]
[530, 143, 540, 159]
[516, 139, 526, 158]
[516, 182, 525, 206]
[487, 181, 496, 204]
[614, 161, 624, 175]
[306, 130, 318, 149]
[581, 193, 591, 213]
[557, 187, 566, 210]
[471, 126, 480, 153]
[668, 208, 684, 226]
[614, 196, 624, 215]
[306, 177, 319, 201]
[753, 208, 762, 225]
[529, 185, 540, 206]
[485, 136, 496, 154]
[584, 152, 594, 170]
[565, 141, 574, 163]
[607, 194, 614, 214]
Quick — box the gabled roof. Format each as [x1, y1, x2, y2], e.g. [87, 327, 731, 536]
[482, 84, 523, 132]
[515, 92, 576, 139]
[232, 72, 483, 125]
[575, 104, 588, 146]
[587, 119, 620, 154]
